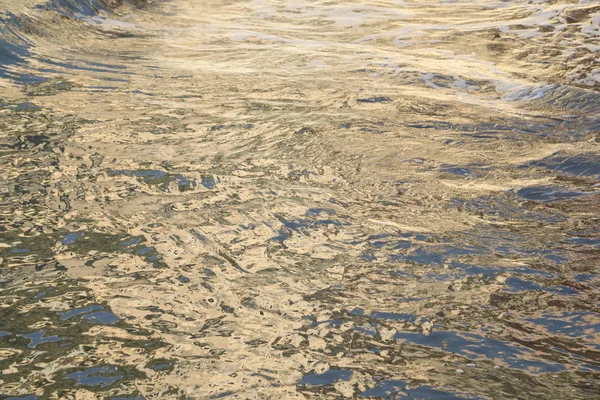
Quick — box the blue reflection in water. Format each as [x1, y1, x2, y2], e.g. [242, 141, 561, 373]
[65, 366, 123, 388]
[394, 331, 564, 373]
[299, 369, 352, 387]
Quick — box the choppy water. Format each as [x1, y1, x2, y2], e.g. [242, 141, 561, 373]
[1, 0, 600, 398]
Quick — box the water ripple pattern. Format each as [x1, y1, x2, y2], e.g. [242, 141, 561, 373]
[0, 0, 599, 398]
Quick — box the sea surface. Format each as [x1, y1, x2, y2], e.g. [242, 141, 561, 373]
[1, 0, 600, 398]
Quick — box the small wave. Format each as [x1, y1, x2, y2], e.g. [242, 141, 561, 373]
[499, 82, 600, 116]
[0, 13, 33, 80]
[34, 0, 120, 17]
[0, 0, 149, 84]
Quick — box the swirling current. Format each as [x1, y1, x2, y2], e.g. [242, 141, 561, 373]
[0, 0, 600, 399]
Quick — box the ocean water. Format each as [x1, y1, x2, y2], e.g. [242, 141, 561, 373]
[0, 0, 599, 398]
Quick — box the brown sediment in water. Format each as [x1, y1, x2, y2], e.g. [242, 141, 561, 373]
[1, 0, 600, 399]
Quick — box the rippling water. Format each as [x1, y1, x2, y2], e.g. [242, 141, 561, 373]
[1, 0, 599, 398]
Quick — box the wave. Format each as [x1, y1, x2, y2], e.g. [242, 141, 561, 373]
[0, 0, 149, 83]
[34, 0, 124, 17]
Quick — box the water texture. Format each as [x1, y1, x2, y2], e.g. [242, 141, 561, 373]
[0, 0, 599, 398]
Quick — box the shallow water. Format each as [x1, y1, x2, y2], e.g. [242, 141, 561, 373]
[0, 0, 599, 398]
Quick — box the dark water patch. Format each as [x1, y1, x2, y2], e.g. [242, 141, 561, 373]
[210, 391, 235, 399]
[348, 308, 365, 317]
[6, 396, 40, 400]
[0, 104, 161, 396]
[564, 236, 600, 248]
[19, 329, 63, 348]
[251, 372, 276, 381]
[527, 311, 600, 341]
[24, 78, 74, 96]
[7, 134, 52, 151]
[404, 115, 591, 142]
[112, 397, 145, 400]
[0, 279, 137, 395]
[200, 175, 218, 189]
[574, 274, 598, 284]
[111, 169, 167, 180]
[295, 126, 319, 135]
[404, 120, 465, 131]
[110, 169, 196, 192]
[359, 232, 438, 248]
[137, 246, 155, 255]
[36, 57, 134, 76]
[62, 230, 85, 245]
[121, 236, 143, 246]
[57, 231, 129, 254]
[406, 386, 484, 400]
[310, 318, 344, 328]
[64, 365, 123, 388]
[2, 72, 46, 84]
[359, 127, 389, 134]
[387, 243, 484, 267]
[447, 221, 573, 265]
[529, 84, 600, 115]
[394, 330, 564, 372]
[525, 153, 600, 179]
[55, 230, 167, 269]
[405, 118, 543, 136]
[60, 304, 104, 320]
[339, 120, 388, 134]
[545, 285, 580, 296]
[148, 359, 176, 371]
[503, 277, 543, 293]
[354, 325, 379, 337]
[515, 186, 591, 203]
[10, 248, 30, 254]
[360, 379, 481, 399]
[86, 85, 119, 91]
[99, 76, 129, 82]
[0, 13, 36, 82]
[287, 168, 316, 180]
[272, 212, 343, 242]
[208, 123, 254, 131]
[305, 207, 336, 217]
[12, 100, 44, 112]
[209, 124, 226, 132]
[421, 73, 458, 89]
[34, 0, 129, 19]
[451, 194, 566, 223]
[361, 253, 376, 261]
[299, 369, 352, 387]
[281, 217, 342, 230]
[82, 310, 120, 324]
[438, 164, 490, 179]
[441, 166, 476, 177]
[357, 97, 391, 103]
[130, 89, 154, 96]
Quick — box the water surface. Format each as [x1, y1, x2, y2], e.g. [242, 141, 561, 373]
[1, 0, 599, 398]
